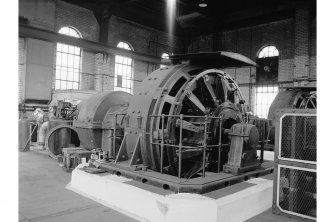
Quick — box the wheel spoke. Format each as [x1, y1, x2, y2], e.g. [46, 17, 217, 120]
[309, 99, 316, 109]
[203, 76, 218, 106]
[164, 95, 175, 104]
[187, 93, 206, 113]
[176, 119, 200, 132]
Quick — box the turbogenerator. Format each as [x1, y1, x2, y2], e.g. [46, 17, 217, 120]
[50, 52, 274, 193]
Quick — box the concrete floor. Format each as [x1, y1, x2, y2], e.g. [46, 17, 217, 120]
[19, 149, 302, 222]
[19, 150, 138, 222]
[246, 209, 302, 222]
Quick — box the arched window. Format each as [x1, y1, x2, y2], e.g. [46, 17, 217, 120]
[114, 42, 133, 94]
[55, 27, 82, 90]
[255, 45, 279, 118]
[258, 46, 279, 58]
[160, 53, 169, 68]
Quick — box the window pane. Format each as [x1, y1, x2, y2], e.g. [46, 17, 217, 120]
[69, 29, 75, 36]
[61, 81, 66, 89]
[261, 94, 267, 104]
[60, 69, 67, 80]
[119, 56, 124, 64]
[74, 47, 80, 55]
[69, 46, 75, 54]
[269, 46, 275, 53]
[68, 71, 74, 81]
[73, 56, 80, 68]
[255, 85, 278, 118]
[68, 54, 74, 66]
[127, 79, 130, 88]
[56, 52, 62, 66]
[66, 81, 72, 89]
[68, 67, 74, 73]
[73, 72, 79, 82]
[55, 80, 60, 89]
[55, 69, 60, 79]
[122, 65, 126, 75]
[61, 44, 69, 52]
[61, 54, 68, 66]
[258, 46, 279, 58]
[73, 82, 79, 89]
[273, 49, 279, 56]
[115, 64, 119, 74]
[57, 43, 62, 52]
[126, 67, 131, 77]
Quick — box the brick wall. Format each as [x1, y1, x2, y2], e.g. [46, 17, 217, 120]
[55, 1, 99, 41]
[19, 38, 25, 103]
[19, 0, 185, 105]
[53, 1, 183, 98]
[19, 0, 56, 105]
[310, 17, 316, 79]
[19, 0, 55, 31]
[108, 16, 183, 93]
[294, 7, 311, 79]
[188, 34, 213, 53]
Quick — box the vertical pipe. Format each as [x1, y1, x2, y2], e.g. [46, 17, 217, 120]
[260, 119, 265, 163]
[112, 113, 117, 159]
[202, 115, 208, 177]
[160, 115, 165, 174]
[178, 114, 183, 179]
[217, 117, 223, 173]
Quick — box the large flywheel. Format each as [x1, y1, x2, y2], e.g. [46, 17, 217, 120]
[125, 65, 246, 178]
[161, 69, 245, 177]
[124, 52, 256, 179]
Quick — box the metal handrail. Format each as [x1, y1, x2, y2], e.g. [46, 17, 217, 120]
[149, 114, 226, 178]
[110, 113, 127, 159]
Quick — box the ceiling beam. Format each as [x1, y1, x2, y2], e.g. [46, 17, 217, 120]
[19, 24, 165, 64]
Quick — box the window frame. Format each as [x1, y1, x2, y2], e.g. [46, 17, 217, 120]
[257, 45, 279, 59]
[254, 45, 280, 118]
[254, 84, 279, 118]
[114, 41, 134, 94]
[55, 26, 82, 90]
[160, 53, 169, 68]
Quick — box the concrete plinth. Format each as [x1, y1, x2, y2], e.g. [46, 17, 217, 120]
[67, 165, 273, 222]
